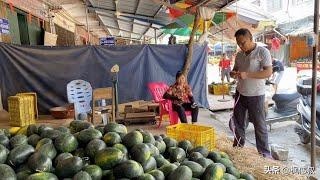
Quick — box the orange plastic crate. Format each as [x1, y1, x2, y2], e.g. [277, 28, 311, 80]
[166, 124, 216, 151]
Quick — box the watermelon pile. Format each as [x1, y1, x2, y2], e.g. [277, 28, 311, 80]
[0, 121, 256, 180]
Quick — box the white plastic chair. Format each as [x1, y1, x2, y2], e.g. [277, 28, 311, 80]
[67, 80, 92, 120]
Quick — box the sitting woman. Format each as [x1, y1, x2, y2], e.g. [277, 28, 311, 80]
[163, 71, 199, 124]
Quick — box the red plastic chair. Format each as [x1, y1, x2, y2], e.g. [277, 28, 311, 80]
[147, 82, 191, 128]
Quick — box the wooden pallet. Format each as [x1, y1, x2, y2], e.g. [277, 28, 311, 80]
[122, 112, 156, 125]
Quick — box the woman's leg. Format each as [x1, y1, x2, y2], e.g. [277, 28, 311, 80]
[172, 104, 187, 123]
[183, 103, 199, 123]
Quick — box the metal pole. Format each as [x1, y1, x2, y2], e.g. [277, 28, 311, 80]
[154, 28, 157, 44]
[85, 6, 90, 45]
[311, 0, 319, 170]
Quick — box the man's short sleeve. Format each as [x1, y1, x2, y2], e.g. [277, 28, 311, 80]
[260, 47, 272, 67]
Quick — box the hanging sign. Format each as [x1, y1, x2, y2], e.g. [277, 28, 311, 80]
[100, 36, 115, 45]
[0, 18, 9, 34]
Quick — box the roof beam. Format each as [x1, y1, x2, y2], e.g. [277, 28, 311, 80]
[114, 0, 120, 30]
[131, 0, 141, 40]
[104, 24, 151, 36]
[141, 5, 163, 39]
[88, 6, 154, 18]
[97, 12, 160, 30]
[96, 14, 112, 36]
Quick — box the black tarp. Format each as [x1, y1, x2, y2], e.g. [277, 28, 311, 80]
[0, 43, 209, 114]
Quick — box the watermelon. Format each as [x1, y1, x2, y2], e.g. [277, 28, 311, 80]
[54, 153, 73, 167]
[15, 163, 31, 173]
[7, 144, 35, 166]
[240, 173, 255, 180]
[55, 126, 70, 134]
[159, 134, 166, 139]
[104, 123, 127, 134]
[155, 156, 170, 168]
[223, 173, 238, 180]
[167, 165, 192, 180]
[154, 141, 166, 154]
[37, 143, 57, 160]
[86, 139, 107, 159]
[178, 140, 193, 153]
[27, 124, 38, 136]
[55, 156, 84, 178]
[189, 146, 209, 158]
[17, 170, 32, 180]
[158, 164, 178, 177]
[122, 131, 143, 148]
[202, 164, 225, 180]
[77, 128, 102, 145]
[35, 138, 52, 150]
[40, 129, 61, 140]
[0, 129, 10, 137]
[217, 158, 234, 168]
[0, 135, 9, 148]
[26, 172, 58, 180]
[83, 165, 102, 180]
[28, 134, 41, 147]
[95, 126, 105, 135]
[16, 126, 28, 136]
[10, 134, 28, 148]
[195, 158, 214, 169]
[147, 169, 165, 180]
[180, 161, 204, 178]
[113, 160, 144, 179]
[220, 152, 230, 159]
[27, 152, 52, 172]
[38, 125, 54, 136]
[137, 174, 155, 180]
[130, 143, 151, 164]
[153, 135, 163, 142]
[102, 170, 115, 180]
[142, 132, 155, 145]
[169, 147, 186, 163]
[54, 133, 78, 153]
[103, 132, 121, 146]
[69, 121, 94, 133]
[146, 143, 160, 157]
[72, 171, 92, 180]
[189, 152, 204, 161]
[226, 166, 240, 178]
[163, 137, 177, 150]
[0, 164, 16, 180]
[73, 148, 86, 158]
[0, 144, 9, 164]
[142, 156, 157, 173]
[113, 143, 128, 155]
[207, 151, 221, 162]
[94, 147, 124, 170]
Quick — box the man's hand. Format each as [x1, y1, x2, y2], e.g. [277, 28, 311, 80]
[239, 72, 248, 79]
[230, 71, 239, 79]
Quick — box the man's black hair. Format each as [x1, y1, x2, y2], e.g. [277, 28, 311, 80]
[234, 28, 253, 40]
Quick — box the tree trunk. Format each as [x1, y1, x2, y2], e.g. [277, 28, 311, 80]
[182, 9, 200, 76]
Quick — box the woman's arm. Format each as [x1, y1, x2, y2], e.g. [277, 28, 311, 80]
[163, 92, 180, 101]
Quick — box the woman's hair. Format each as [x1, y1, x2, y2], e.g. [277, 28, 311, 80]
[176, 71, 183, 80]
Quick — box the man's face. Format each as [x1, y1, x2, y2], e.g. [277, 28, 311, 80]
[236, 35, 252, 52]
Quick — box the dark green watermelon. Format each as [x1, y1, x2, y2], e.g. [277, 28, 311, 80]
[154, 141, 166, 154]
[37, 125, 54, 136]
[189, 146, 209, 158]
[169, 147, 186, 163]
[153, 135, 163, 142]
[142, 132, 155, 145]
[188, 152, 204, 161]
[104, 123, 127, 134]
[10, 134, 28, 149]
[27, 134, 41, 147]
[73, 148, 86, 158]
[113, 160, 144, 179]
[147, 169, 165, 180]
[137, 174, 155, 180]
[35, 138, 52, 150]
[16, 170, 32, 180]
[55, 126, 70, 134]
[26, 172, 58, 180]
[130, 143, 151, 164]
[55, 156, 84, 178]
[103, 132, 121, 146]
[7, 144, 35, 166]
[163, 137, 177, 150]
[146, 143, 160, 157]
[77, 128, 102, 145]
[83, 165, 102, 180]
[158, 163, 177, 177]
[167, 165, 192, 180]
[27, 124, 38, 136]
[94, 147, 124, 170]
[53, 153, 73, 167]
[27, 152, 52, 172]
[37, 143, 57, 160]
[85, 139, 106, 159]
[122, 131, 143, 149]
[180, 161, 204, 178]
[0, 144, 9, 164]
[54, 133, 78, 153]
[178, 140, 193, 153]
[0, 135, 9, 148]
[72, 171, 92, 180]
[0, 164, 17, 180]
[142, 156, 157, 173]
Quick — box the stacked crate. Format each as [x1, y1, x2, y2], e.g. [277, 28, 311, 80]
[8, 92, 37, 126]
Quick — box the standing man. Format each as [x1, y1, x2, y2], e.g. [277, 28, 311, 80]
[271, 56, 284, 93]
[219, 53, 232, 83]
[230, 28, 273, 158]
[168, 34, 177, 44]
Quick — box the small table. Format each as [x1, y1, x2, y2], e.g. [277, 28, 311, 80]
[123, 112, 156, 125]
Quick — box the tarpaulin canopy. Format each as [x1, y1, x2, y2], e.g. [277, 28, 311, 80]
[0, 43, 209, 113]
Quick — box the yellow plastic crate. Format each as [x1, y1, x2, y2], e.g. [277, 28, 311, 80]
[213, 84, 229, 95]
[16, 92, 38, 119]
[166, 124, 216, 151]
[8, 95, 36, 127]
